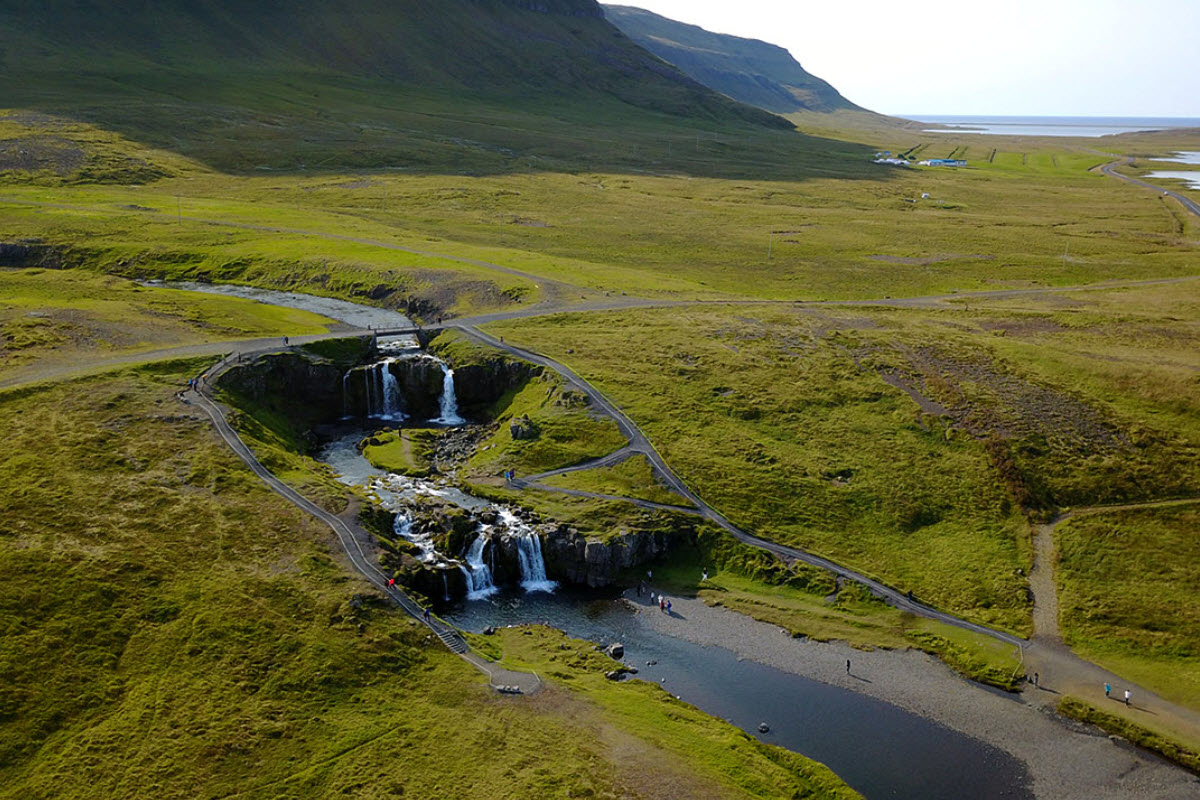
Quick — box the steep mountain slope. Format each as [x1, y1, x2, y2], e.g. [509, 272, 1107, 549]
[0, 0, 801, 174]
[604, 5, 861, 114]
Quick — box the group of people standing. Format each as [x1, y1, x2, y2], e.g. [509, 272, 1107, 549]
[637, 570, 674, 614]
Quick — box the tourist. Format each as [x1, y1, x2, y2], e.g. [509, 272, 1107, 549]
[1105, 683, 1111, 697]
[283, 335, 289, 345]
[666, 600, 672, 614]
[659, 596, 664, 611]
[424, 607, 431, 622]
[846, 659, 851, 675]
[1124, 689, 1131, 706]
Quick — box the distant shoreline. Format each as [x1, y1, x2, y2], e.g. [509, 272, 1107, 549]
[905, 115, 1200, 138]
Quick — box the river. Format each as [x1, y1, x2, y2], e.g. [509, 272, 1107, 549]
[317, 429, 1031, 800]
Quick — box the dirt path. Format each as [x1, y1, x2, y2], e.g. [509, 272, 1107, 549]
[1029, 519, 1062, 642]
[1021, 498, 1200, 751]
[0, 332, 348, 393]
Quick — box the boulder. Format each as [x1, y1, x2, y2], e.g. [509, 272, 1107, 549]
[509, 415, 539, 440]
[606, 643, 625, 659]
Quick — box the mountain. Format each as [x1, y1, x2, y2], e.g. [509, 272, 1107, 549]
[603, 5, 861, 114]
[0, 0, 799, 174]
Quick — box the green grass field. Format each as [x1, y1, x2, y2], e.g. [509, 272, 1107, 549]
[543, 453, 685, 506]
[1056, 505, 1200, 709]
[486, 284, 1200, 633]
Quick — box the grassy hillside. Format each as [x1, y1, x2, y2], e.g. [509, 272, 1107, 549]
[0, 0, 865, 179]
[605, 5, 862, 114]
[0, 361, 857, 799]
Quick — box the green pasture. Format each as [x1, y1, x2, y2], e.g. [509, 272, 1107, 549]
[543, 454, 685, 507]
[488, 290, 1200, 631]
[2, 109, 1198, 318]
[361, 428, 438, 478]
[1056, 505, 1200, 710]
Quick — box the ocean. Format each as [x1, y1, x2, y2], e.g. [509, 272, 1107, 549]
[910, 115, 1200, 138]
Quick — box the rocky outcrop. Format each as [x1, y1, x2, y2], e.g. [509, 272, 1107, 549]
[510, 415, 538, 440]
[343, 356, 445, 419]
[0, 241, 63, 268]
[452, 358, 539, 414]
[543, 524, 696, 587]
[217, 352, 345, 433]
[395, 559, 467, 606]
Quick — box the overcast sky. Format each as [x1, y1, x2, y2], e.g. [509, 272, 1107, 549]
[607, 0, 1200, 118]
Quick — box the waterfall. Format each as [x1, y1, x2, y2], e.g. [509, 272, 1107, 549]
[499, 509, 556, 593]
[341, 371, 352, 419]
[460, 532, 497, 600]
[363, 367, 376, 418]
[516, 534, 556, 593]
[442, 572, 450, 601]
[379, 361, 405, 421]
[393, 513, 435, 563]
[435, 362, 465, 425]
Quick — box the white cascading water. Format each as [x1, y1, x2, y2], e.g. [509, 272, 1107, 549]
[342, 372, 352, 419]
[393, 513, 436, 563]
[500, 509, 556, 593]
[379, 360, 404, 421]
[435, 362, 465, 425]
[354, 360, 405, 420]
[363, 367, 376, 418]
[460, 531, 497, 600]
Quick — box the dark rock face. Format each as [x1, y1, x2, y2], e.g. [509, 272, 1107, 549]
[217, 352, 346, 434]
[0, 241, 62, 268]
[342, 352, 535, 422]
[453, 358, 539, 414]
[343, 356, 445, 420]
[398, 561, 467, 606]
[543, 525, 695, 588]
